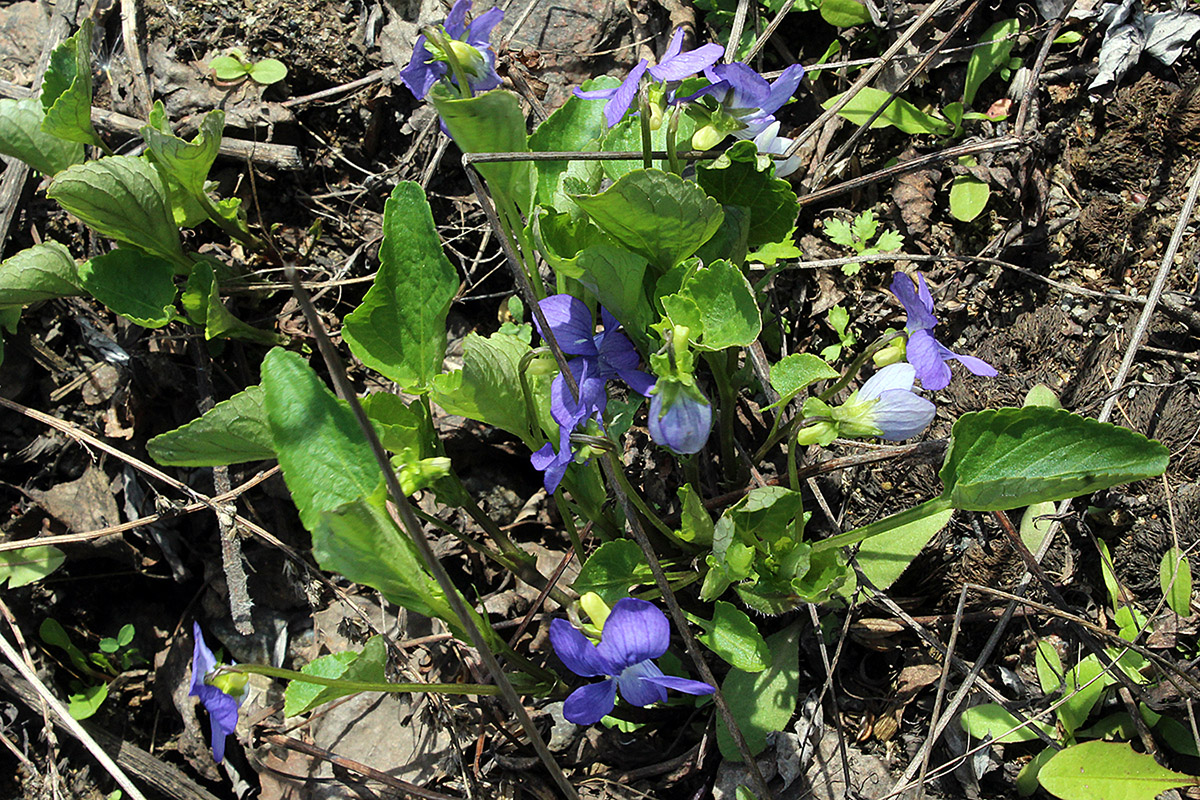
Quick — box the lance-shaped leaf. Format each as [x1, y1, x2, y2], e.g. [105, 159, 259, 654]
[940, 407, 1169, 511]
[77, 248, 177, 328]
[261, 348, 384, 531]
[182, 260, 282, 345]
[1038, 741, 1200, 800]
[147, 385, 274, 467]
[48, 156, 188, 268]
[572, 169, 724, 272]
[342, 182, 459, 392]
[0, 241, 81, 309]
[40, 20, 101, 146]
[717, 620, 800, 759]
[0, 98, 85, 176]
[823, 86, 952, 135]
[696, 140, 799, 249]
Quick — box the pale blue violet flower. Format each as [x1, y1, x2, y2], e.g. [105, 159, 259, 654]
[686, 62, 806, 147]
[889, 272, 997, 391]
[190, 622, 246, 763]
[531, 295, 653, 492]
[835, 363, 936, 440]
[574, 28, 723, 128]
[647, 380, 713, 455]
[400, 0, 504, 100]
[550, 598, 715, 725]
[753, 121, 802, 179]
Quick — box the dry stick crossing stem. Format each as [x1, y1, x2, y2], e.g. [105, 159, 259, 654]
[461, 159, 775, 800]
[282, 263, 581, 800]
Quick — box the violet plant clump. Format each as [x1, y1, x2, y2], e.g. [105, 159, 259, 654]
[550, 598, 715, 725]
[189, 622, 246, 763]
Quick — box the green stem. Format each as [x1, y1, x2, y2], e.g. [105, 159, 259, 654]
[227, 664, 505, 695]
[556, 494, 586, 563]
[811, 496, 953, 553]
[424, 27, 473, 99]
[666, 105, 683, 176]
[638, 90, 653, 170]
[818, 332, 901, 403]
[606, 454, 679, 543]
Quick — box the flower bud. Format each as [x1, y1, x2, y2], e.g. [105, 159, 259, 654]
[691, 123, 725, 151]
[872, 336, 906, 368]
[648, 381, 713, 454]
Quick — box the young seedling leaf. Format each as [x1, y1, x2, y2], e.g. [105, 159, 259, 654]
[1035, 640, 1063, 695]
[77, 248, 177, 328]
[148, 385, 274, 466]
[820, 0, 872, 27]
[1019, 501, 1057, 554]
[717, 620, 801, 759]
[248, 58, 288, 85]
[1160, 546, 1192, 616]
[343, 182, 459, 392]
[949, 174, 990, 221]
[67, 683, 109, 720]
[0, 241, 81, 309]
[1038, 740, 1200, 800]
[0, 545, 65, 588]
[48, 156, 188, 268]
[1057, 654, 1111, 736]
[961, 703, 1052, 743]
[573, 169, 725, 272]
[939, 407, 1169, 512]
[210, 55, 250, 82]
[40, 20, 101, 146]
[850, 507, 953, 592]
[0, 98, 85, 176]
[823, 87, 953, 135]
[964, 19, 1020, 107]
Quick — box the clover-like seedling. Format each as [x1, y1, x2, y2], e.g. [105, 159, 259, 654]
[822, 210, 904, 274]
[210, 48, 288, 86]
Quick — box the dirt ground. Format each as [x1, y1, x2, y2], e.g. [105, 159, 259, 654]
[1, 0, 1199, 798]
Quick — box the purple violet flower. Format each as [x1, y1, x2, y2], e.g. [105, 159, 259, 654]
[647, 381, 712, 455]
[574, 28, 723, 128]
[845, 363, 936, 440]
[189, 622, 244, 763]
[889, 272, 997, 391]
[400, 0, 504, 100]
[532, 295, 653, 492]
[550, 598, 715, 725]
[686, 62, 806, 141]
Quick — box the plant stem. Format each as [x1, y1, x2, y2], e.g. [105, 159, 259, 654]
[638, 90, 653, 170]
[818, 332, 901, 402]
[666, 105, 683, 175]
[228, 664, 504, 695]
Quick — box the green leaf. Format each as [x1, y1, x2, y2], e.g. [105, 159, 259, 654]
[1036, 639, 1064, 695]
[960, 703, 1052, 743]
[851, 508, 953, 592]
[40, 619, 93, 676]
[313, 495, 489, 646]
[717, 621, 800, 759]
[572, 169, 724, 272]
[0, 241, 81, 309]
[248, 58, 288, 85]
[677, 483, 714, 545]
[768, 353, 839, 406]
[1160, 546, 1192, 617]
[1017, 747, 1055, 796]
[117, 624, 134, 647]
[662, 259, 761, 351]
[532, 211, 605, 279]
[284, 635, 387, 717]
[1024, 384, 1063, 409]
[343, 182, 459, 392]
[696, 140, 799, 249]
[261, 348, 383, 531]
[360, 393, 423, 456]
[696, 600, 771, 672]
[572, 540, 654, 606]
[1038, 741, 1199, 800]
[68, 683, 109, 720]
[820, 0, 872, 26]
[939, 407, 1170, 512]
[851, 210, 878, 243]
[210, 55, 250, 81]
[431, 89, 533, 215]
[0, 98, 85, 176]
[181, 260, 282, 345]
[528, 76, 617, 208]
[1019, 501, 1057, 555]
[147, 385, 274, 466]
[949, 174, 990, 222]
[0, 545, 65, 588]
[823, 87, 953, 135]
[47, 156, 187, 268]
[575, 245, 653, 350]
[964, 19, 1019, 107]
[873, 229, 904, 251]
[1058, 654, 1111, 736]
[77, 248, 177, 327]
[40, 20, 100, 146]
[431, 331, 537, 444]
[823, 218, 856, 249]
[141, 109, 223, 204]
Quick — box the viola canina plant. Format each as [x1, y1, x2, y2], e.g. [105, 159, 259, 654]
[17, 4, 1171, 785]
